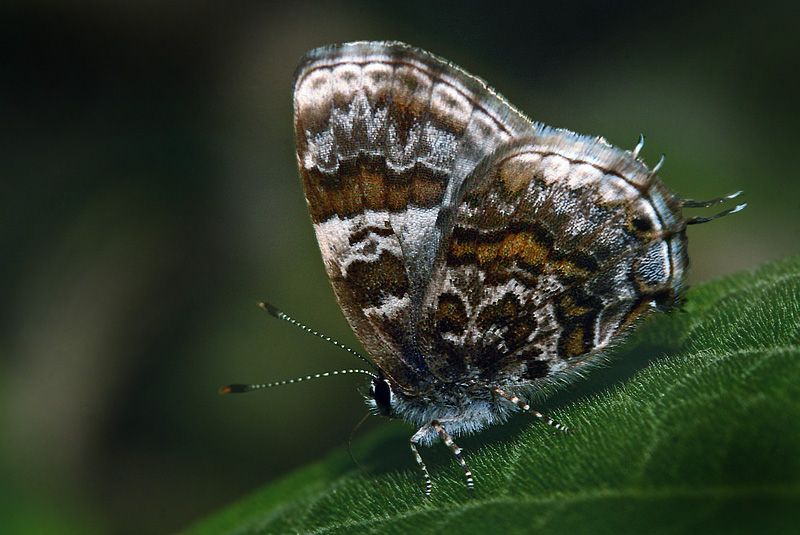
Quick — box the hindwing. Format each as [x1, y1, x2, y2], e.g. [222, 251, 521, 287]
[417, 135, 687, 389]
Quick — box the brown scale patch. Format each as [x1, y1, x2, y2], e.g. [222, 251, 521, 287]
[558, 325, 591, 359]
[475, 240, 501, 264]
[359, 154, 415, 212]
[549, 248, 599, 284]
[496, 153, 536, 196]
[483, 266, 534, 288]
[497, 231, 550, 269]
[555, 288, 602, 321]
[410, 165, 449, 207]
[359, 156, 391, 212]
[476, 293, 520, 329]
[552, 259, 591, 281]
[476, 345, 544, 384]
[447, 221, 555, 270]
[427, 295, 472, 382]
[385, 179, 412, 212]
[434, 292, 468, 335]
[554, 287, 602, 359]
[446, 230, 552, 286]
[300, 166, 363, 223]
[392, 67, 430, 115]
[386, 162, 450, 212]
[344, 250, 409, 308]
[348, 225, 394, 246]
[558, 292, 595, 318]
[304, 153, 451, 221]
[476, 293, 537, 355]
[384, 107, 417, 148]
[446, 228, 478, 265]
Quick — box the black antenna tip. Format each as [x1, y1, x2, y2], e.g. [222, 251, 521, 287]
[220, 384, 251, 394]
[259, 301, 282, 318]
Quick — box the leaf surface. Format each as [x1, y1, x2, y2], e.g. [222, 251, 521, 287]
[185, 256, 800, 535]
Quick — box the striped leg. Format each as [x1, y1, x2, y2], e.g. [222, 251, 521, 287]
[494, 387, 573, 434]
[432, 420, 475, 495]
[410, 428, 433, 496]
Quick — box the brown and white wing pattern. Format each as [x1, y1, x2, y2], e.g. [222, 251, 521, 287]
[289, 41, 742, 495]
[293, 41, 535, 390]
[417, 133, 688, 391]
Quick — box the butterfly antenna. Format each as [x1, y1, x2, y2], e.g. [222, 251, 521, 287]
[259, 302, 376, 369]
[221, 368, 376, 394]
[220, 302, 378, 394]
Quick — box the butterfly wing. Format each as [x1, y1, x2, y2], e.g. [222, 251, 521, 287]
[417, 133, 689, 390]
[293, 41, 535, 388]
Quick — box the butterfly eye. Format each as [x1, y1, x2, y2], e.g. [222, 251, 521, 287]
[371, 378, 392, 415]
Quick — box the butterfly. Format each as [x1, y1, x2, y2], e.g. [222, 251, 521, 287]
[225, 41, 743, 495]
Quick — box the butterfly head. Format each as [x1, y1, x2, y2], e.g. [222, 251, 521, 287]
[366, 370, 396, 418]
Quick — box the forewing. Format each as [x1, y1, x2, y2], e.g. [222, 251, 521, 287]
[293, 42, 533, 388]
[418, 133, 688, 388]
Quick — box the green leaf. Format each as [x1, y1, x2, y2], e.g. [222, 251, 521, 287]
[185, 255, 800, 535]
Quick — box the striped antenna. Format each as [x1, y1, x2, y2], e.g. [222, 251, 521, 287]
[258, 302, 375, 369]
[221, 368, 376, 394]
[220, 302, 377, 394]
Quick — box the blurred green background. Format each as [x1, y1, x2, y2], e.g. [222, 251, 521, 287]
[2, 1, 798, 533]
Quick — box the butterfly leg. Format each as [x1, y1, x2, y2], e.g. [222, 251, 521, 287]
[493, 387, 573, 434]
[431, 420, 474, 495]
[410, 428, 433, 496]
